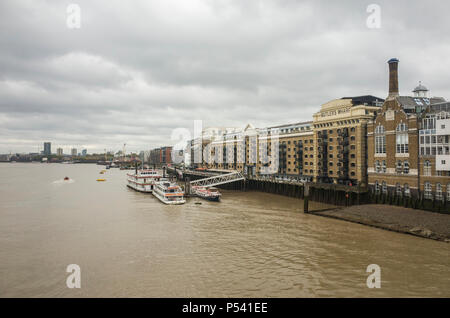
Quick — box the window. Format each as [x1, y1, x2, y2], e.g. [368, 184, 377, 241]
[396, 160, 403, 174]
[404, 184, 410, 197]
[375, 160, 381, 173]
[382, 160, 387, 173]
[375, 125, 386, 154]
[382, 181, 387, 194]
[424, 160, 432, 176]
[424, 182, 432, 199]
[422, 117, 436, 130]
[436, 183, 443, 201]
[375, 181, 380, 194]
[396, 183, 402, 196]
[396, 123, 409, 153]
[447, 184, 450, 201]
[403, 160, 409, 174]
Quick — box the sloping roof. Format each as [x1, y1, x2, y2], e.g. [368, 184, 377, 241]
[396, 96, 446, 113]
[267, 121, 313, 129]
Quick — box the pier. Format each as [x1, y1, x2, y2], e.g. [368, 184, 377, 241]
[167, 167, 367, 207]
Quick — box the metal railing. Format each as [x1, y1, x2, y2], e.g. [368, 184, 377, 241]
[190, 171, 245, 188]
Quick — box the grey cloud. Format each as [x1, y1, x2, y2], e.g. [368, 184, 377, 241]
[0, 0, 449, 153]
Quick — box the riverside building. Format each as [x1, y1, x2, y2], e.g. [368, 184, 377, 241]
[367, 58, 448, 200]
[149, 146, 173, 166]
[312, 95, 383, 185]
[184, 58, 447, 201]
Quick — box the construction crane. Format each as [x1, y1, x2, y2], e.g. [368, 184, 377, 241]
[122, 143, 126, 161]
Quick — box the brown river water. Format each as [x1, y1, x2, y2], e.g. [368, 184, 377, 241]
[0, 163, 449, 297]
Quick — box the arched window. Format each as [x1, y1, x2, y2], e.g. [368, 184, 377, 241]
[382, 160, 387, 173]
[375, 125, 386, 154]
[382, 181, 387, 194]
[375, 181, 380, 194]
[396, 183, 402, 196]
[375, 125, 385, 134]
[436, 183, 443, 201]
[404, 184, 410, 197]
[396, 122, 409, 154]
[403, 160, 410, 174]
[424, 160, 432, 176]
[424, 182, 432, 199]
[375, 160, 381, 173]
[396, 160, 403, 174]
[396, 122, 408, 132]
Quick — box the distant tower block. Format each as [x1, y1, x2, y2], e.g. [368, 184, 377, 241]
[387, 58, 399, 99]
[413, 81, 429, 98]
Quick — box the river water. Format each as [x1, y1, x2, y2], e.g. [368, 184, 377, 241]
[0, 163, 449, 297]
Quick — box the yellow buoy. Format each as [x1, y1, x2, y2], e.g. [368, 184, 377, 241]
[96, 179, 106, 182]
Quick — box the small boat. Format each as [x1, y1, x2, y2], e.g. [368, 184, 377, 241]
[192, 186, 221, 202]
[64, 176, 70, 181]
[96, 179, 106, 182]
[152, 181, 186, 205]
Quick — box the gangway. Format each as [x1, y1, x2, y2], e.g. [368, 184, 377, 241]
[190, 171, 245, 188]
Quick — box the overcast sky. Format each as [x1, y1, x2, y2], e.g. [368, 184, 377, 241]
[1, 0, 449, 154]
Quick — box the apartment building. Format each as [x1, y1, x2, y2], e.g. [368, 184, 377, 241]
[149, 146, 173, 165]
[313, 95, 383, 185]
[419, 101, 450, 200]
[184, 58, 448, 200]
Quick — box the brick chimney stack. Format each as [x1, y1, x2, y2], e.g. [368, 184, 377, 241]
[387, 58, 399, 99]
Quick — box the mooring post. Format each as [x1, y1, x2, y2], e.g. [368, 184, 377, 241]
[185, 177, 190, 196]
[304, 184, 309, 213]
[357, 184, 361, 205]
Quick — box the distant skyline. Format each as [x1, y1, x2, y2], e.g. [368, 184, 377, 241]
[1, 0, 449, 153]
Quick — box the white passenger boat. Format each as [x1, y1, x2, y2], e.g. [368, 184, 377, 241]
[127, 169, 162, 193]
[192, 186, 221, 202]
[152, 181, 186, 205]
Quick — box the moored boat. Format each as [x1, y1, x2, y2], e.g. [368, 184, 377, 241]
[192, 186, 221, 202]
[127, 169, 162, 193]
[152, 181, 186, 205]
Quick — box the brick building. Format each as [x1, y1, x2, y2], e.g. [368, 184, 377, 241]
[149, 146, 173, 166]
[367, 58, 448, 200]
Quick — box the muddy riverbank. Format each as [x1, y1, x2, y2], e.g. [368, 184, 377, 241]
[312, 204, 450, 242]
